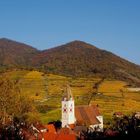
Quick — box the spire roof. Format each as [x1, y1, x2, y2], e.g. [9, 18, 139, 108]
[63, 85, 73, 100]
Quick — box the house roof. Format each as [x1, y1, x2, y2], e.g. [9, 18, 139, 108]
[58, 127, 75, 135]
[73, 126, 87, 133]
[45, 124, 56, 133]
[42, 131, 76, 140]
[43, 132, 57, 140]
[113, 112, 124, 117]
[68, 124, 75, 129]
[135, 112, 140, 115]
[75, 105, 101, 125]
[57, 134, 76, 140]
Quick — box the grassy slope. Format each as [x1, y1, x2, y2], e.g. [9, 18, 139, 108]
[2, 70, 140, 124]
[96, 81, 140, 122]
[19, 71, 46, 100]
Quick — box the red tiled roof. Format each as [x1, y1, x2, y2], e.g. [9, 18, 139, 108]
[73, 126, 87, 134]
[45, 124, 56, 133]
[42, 132, 76, 140]
[68, 124, 75, 129]
[113, 112, 123, 116]
[58, 127, 75, 135]
[75, 105, 101, 125]
[57, 134, 76, 140]
[43, 132, 57, 140]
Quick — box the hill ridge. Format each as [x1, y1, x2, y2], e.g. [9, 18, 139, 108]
[0, 38, 140, 86]
[0, 38, 39, 67]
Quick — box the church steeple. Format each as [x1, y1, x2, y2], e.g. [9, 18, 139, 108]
[63, 84, 73, 101]
[61, 85, 75, 127]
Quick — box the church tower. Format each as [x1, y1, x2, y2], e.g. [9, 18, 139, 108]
[61, 85, 75, 128]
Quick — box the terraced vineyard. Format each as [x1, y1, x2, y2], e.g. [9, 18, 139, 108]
[1, 70, 140, 124]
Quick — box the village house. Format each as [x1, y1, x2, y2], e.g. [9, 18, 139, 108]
[113, 112, 124, 118]
[127, 88, 140, 92]
[134, 112, 140, 119]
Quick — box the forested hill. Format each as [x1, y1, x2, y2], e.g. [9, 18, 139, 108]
[0, 38, 39, 67]
[32, 40, 140, 85]
[0, 38, 140, 86]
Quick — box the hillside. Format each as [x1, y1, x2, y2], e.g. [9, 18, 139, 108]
[32, 41, 140, 86]
[2, 70, 140, 123]
[0, 38, 140, 85]
[0, 38, 39, 68]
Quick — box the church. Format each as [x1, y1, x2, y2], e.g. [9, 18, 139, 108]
[61, 85, 103, 131]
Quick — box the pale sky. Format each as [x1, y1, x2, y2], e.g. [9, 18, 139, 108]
[0, 0, 140, 64]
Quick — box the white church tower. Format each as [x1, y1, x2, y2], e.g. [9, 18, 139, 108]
[61, 85, 75, 128]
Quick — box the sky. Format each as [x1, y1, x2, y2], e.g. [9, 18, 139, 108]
[0, 0, 140, 64]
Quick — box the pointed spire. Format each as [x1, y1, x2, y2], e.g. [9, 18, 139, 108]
[63, 84, 73, 100]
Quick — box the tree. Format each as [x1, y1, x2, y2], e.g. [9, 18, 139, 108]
[0, 77, 39, 126]
[0, 78, 19, 125]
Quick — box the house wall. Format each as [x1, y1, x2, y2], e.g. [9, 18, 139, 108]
[97, 115, 103, 132]
[127, 88, 140, 92]
[89, 116, 103, 132]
